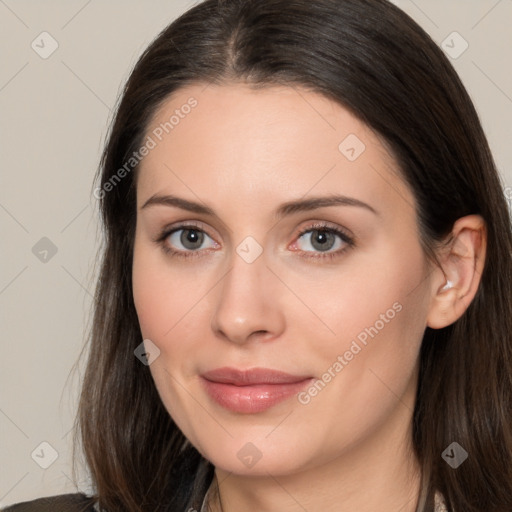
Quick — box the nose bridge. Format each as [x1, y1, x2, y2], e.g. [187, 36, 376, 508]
[211, 244, 285, 344]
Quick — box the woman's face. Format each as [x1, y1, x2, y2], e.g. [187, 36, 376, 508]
[132, 83, 435, 476]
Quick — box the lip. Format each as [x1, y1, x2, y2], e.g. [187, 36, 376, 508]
[200, 367, 314, 414]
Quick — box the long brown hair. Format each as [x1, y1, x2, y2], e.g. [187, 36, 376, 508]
[73, 0, 512, 510]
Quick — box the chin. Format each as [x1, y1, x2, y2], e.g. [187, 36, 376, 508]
[195, 432, 319, 477]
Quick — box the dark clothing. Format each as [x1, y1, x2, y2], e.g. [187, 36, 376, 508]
[1, 493, 95, 512]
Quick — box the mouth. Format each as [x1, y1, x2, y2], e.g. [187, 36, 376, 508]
[200, 367, 314, 414]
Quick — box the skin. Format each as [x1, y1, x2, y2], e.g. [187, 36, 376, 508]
[132, 83, 486, 512]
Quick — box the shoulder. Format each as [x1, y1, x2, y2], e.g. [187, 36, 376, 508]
[1, 493, 96, 512]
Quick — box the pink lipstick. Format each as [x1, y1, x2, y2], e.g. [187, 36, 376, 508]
[200, 367, 313, 414]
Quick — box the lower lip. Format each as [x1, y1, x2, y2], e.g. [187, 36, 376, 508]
[200, 377, 313, 414]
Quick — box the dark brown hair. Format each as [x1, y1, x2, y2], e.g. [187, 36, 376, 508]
[73, 0, 512, 510]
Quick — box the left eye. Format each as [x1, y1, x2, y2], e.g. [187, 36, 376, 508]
[167, 228, 217, 251]
[295, 228, 348, 253]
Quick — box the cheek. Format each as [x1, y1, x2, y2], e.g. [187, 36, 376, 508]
[132, 237, 214, 360]
[290, 261, 428, 454]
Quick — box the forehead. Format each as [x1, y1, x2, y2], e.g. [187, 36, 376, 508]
[136, 82, 415, 218]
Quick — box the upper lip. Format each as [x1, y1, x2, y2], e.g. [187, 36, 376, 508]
[201, 367, 312, 386]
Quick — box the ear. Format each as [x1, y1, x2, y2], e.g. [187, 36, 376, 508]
[426, 215, 487, 329]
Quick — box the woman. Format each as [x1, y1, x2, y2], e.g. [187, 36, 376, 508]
[5, 0, 511, 511]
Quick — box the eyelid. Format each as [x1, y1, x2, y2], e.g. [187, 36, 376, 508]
[156, 220, 216, 242]
[294, 220, 354, 240]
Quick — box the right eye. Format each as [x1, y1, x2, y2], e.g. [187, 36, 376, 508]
[159, 225, 219, 257]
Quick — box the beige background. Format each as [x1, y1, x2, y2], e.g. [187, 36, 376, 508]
[1, 0, 511, 506]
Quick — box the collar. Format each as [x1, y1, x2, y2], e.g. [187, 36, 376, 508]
[200, 485, 449, 511]
[200, 482, 214, 512]
[434, 490, 448, 511]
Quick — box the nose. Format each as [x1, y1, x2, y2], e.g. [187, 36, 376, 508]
[210, 249, 286, 345]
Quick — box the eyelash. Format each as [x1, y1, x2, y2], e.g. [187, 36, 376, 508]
[154, 221, 355, 261]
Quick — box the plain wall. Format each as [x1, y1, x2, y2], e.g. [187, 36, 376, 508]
[1, 0, 511, 506]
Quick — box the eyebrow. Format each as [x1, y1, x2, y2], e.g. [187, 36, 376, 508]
[140, 193, 379, 218]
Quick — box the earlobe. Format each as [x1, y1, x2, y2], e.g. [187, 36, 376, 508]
[426, 215, 487, 329]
